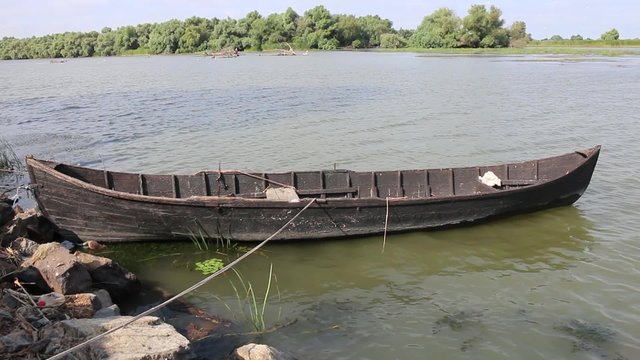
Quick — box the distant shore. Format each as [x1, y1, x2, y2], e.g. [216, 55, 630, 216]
[375, 46, 639, 56]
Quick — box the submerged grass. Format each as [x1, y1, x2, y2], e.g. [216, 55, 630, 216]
[222, 264, 279, 333]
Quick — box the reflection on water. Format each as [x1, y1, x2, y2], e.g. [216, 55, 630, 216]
[103, 206, 602, 359]
[107, 206, 593, 295]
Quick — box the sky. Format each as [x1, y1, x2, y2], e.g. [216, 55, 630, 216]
[1, 0, 637, 40]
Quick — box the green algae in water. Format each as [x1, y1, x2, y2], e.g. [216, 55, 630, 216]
[195, 258, 224, 275]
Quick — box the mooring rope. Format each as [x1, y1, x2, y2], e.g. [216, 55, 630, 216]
[382, 197, 390, 253]
[48, 198, 317, 360]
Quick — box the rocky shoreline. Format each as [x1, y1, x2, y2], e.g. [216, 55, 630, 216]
[0, 198, 295, 360]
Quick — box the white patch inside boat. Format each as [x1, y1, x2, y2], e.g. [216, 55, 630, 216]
[265, 187, 300, 202]
[479, 171, 502, 187]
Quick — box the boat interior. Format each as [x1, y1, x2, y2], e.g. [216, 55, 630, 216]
[38, 150, 589, 200]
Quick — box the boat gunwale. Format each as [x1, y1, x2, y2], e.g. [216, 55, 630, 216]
[26, 145, 601, 208]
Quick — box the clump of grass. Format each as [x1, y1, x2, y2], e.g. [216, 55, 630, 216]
[188, 219, 236, 251]
[0, 137, 21, 173]
[222, 264, 280, 333]
[188, 226, 210, 251]
[0, 138, 24, 198]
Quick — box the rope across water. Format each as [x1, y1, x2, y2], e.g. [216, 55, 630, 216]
[48, 198, 317, 360]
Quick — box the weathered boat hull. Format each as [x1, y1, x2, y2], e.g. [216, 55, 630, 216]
[26, 146, 600, 242]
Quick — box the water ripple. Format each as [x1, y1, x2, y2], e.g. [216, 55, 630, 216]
[3, 53, 640, 360]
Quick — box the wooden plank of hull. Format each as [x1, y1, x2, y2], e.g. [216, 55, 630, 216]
[26, 146, 600, 242]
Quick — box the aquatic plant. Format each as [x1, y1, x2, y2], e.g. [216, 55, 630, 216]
[224, 264, 279, 333]
[188, 219, 236, 251]
[0, 138, 24, 197]
[0, 137, 22, 174]
[433, 310, 483, 334]
[194, 258, 224, 275]
[188, 226, 210, 251]
[555, 319, 616, 353]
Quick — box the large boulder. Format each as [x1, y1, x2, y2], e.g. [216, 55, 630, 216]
[74, 252, 141, 300]
[15, 266, 52, 295]
[23, 243, 92, 295]
[0, 209, 58, 246]
[0, 329, 32, 353]
[0, 201, 13, 227]
[0, 209, 38, 246]
[63, 293, 101, 319]
[233, 344, 297, 360]
[41, 316, 195, 359]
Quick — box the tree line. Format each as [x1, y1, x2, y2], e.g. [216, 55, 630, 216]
[2, 4, 534, 60]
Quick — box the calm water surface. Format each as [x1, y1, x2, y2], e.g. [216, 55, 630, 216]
[2, 52, 640, 359]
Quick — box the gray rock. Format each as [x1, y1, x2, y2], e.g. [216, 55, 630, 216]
[93, 288, 113, 309]
[0, 308, 11, 320]
[56, 316, 195, 359]
[233, 343, 297, 360]
[23, 243, 92, 295]
[0, 329, 32, 353]
[10, 237, 40, 259]
[64, 293, 100, 318]
[0, 308, 13, 331]
[75, 251, 141, 300]
[93, 304, 121, 318]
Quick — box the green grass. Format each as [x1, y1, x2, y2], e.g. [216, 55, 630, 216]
[223, 264, 279, 333]
[0, 138, 21, 172]
[529, 39, 640, 47]
[187, 219, 236, 251]
[375, 46, 639, 56]
[120, 47, 153, 56]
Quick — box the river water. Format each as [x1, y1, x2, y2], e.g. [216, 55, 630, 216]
[1, 52, 639, 359]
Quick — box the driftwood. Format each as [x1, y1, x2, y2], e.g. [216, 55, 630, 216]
[208, 47, 239, 59]
[276, 42, 296, 56]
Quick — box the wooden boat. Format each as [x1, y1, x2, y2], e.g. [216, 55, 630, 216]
[26, 146, 600, 243]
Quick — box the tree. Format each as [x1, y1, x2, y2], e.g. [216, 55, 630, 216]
[210, 18, 242, 50]
[397, 28, 414, 41]
[179, 24, 209, 52]
[601, 28, 620, 40]
[263, 8, 298, 46]
[409, 8, 461, 48]
[335, 15, 361, 46]
[248, 17, 267, 50]
[114, 26, 138, 52]
[95, 28, 116, 56]
[357, 15, 393, 47]
[549, 35, 563, 41]
[380, 33, 406, 48]
[296, 5, 336, 49]
[509, 21, 527, 40]
[135, 23, 154, 48]
[570, 34, 583, 40]
[147, 19, 184, 53]
[460, 5, 508, 48]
